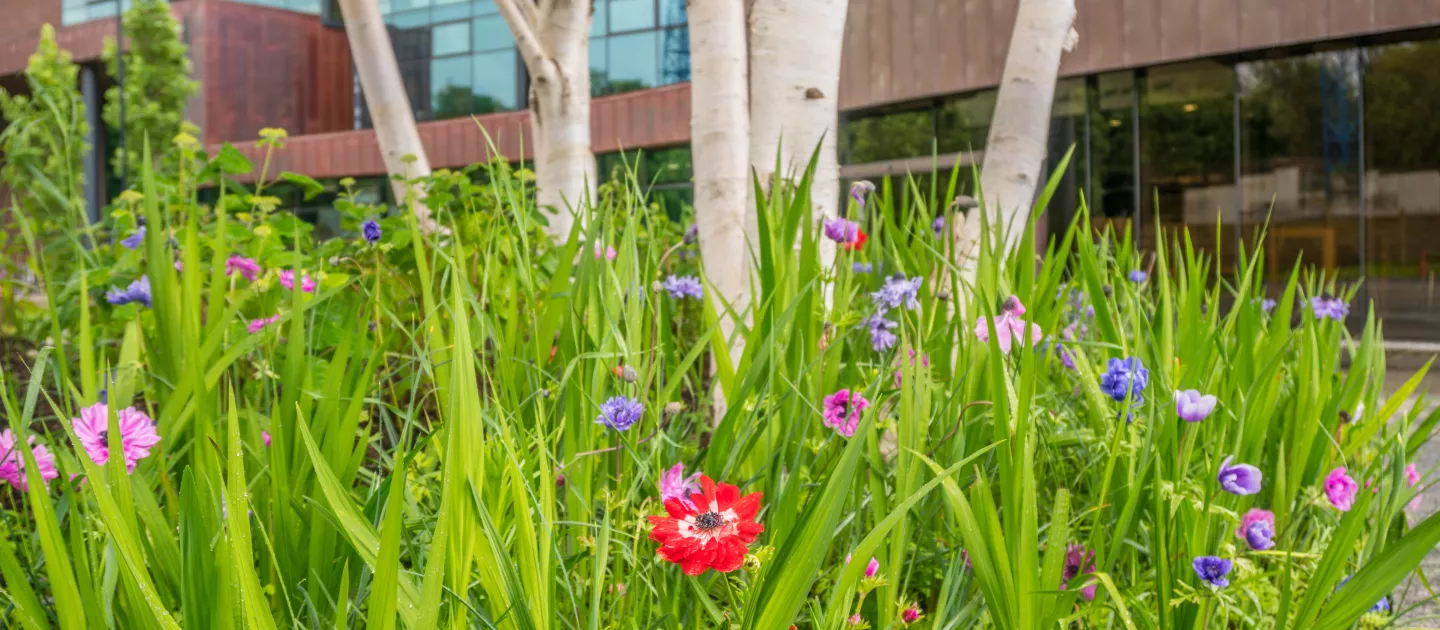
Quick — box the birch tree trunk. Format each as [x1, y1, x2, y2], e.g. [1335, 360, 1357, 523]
[747, 0, 848, 263]
[956, 0, 1077, 283]
[497, 0, 596, 241]
[337, 0, 435, 228]
[688, 0, 750, 341]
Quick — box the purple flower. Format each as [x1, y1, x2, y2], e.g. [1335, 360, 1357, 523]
[1099, 357, 1148, 404]
[1311, 296, 1349, 322]
[659, 462, 702, 509]
[1192, 556, 1232, 588]
[1175, 390, 1218, 422]
[662, 275, 704, 300]
[105, 276, 152, 308]
[596, 396, 644, 432]
[975, 296, 1044, 354]
[867, 314, 898, 353]
[225, 255, 262, 281]
[932, 216, 945, 239]
[1260, 298, 1277, 313]
[1128, 269, 1148, 283]
[849, 180, 875, 206]
[823, 217, 861, 245]
[1336, 577, 1390, 613]
[683, 223, 699, 245]
[822, 389, 871, 438]
[279, 270, 316, 293]
[1062, 543, 1097, 601]
[1217, 456, 1262, 495]
[852, 262, 872, 273]
[361, 219, 382, 244]
[871, 274, 923, 311]
[1236, 508, 1275, 550]
[120, 226, 145, 250]
[1324, 467, 1359, 511]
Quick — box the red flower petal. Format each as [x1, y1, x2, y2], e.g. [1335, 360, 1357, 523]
[731, 492, 763, 520]
[663, 498, 693, 519]
[698, 475, 717, 506]
[845, 228, 868, 251]
[682, 544, 717, 575]
[712, 539, 746, 573]
[715, 482, 740, 510]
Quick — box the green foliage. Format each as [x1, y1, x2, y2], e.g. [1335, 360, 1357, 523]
[0, 24, 90, 219]
[102, 0, 198, 178]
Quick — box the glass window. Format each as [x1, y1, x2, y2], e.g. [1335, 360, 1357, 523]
[391, 26, 430, 61]
[431, 55, 474, 120]
[472, 14, 514, 51]
[1365, 40, 1440, 339]
[1088, 72, 1137, 225]
[592, 2, 608, 36]
[646, 147, 693, 185]
[591, 37, 610, 95]
[659, 28, 690, 84]
[431, 1, 469, 21]
[841, 108, 934, 164]
[1241, 50, 1362, 285]
[936, 90, 996, 154]
[660, 0, 686, 26]
[471, 0, 497, 15]
[1046, 78, 1089, 236]
[609, 0, 656, 32]
[392, 0, 427, 10]
[390, 9, 431, 28]
[473, 50, 520, 112]
[606, 32, 659, 94]
[432, 21, 471, 57]
[1140, 61, 1236, 258]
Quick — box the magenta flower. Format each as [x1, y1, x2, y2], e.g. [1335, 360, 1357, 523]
[659, 462, 702, 510]
[72, 403, 162, 473]
[822, 389, 871, 438]
[0, 430, 59, 491]
[1061, 543, 1097, 600]
[593, 241, 617, 261]
[1217, 456, 1262, 495]
[262, 431, 272, 447]
[279, 270, 316, 293]
[247, 314, 281, 334]
[1236, 508, 1276, 550]
[901, 606, 922, 624]
[893, 348, 930, 388]
[865, 557, 880, 578]
[1325, 467, 1360, 511]
[1406, 463, 1421, 487]
[225, 255, 262, 281]
[1175, 390, 1218, 422]
[823, 217, 861, 245]
[974, 296, 1043, 354]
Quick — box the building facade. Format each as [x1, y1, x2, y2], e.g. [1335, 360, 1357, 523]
[5, 0, 1440, 338]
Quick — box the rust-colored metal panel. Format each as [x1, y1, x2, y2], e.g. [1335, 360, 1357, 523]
[960, 0, 991, 90]
[1159, 0, 1200, 61]
[1329, 0, 1375, 36]
[1376, 0, 1429, 29]
[1240, 0, 1281, 49]
[1085, 0, 1127, 71]
[1122, 0, 1161, 66]
[989, 0, 1016, 86]
[1197, 0, 1241, 56]
[1282, 0, 1329, 43]
[890, 0, 916, 99]
[867, 0, 892, 103]
[838, 0, 866, 107]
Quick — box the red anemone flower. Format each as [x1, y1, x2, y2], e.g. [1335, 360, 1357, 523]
[647, 475, 763, 575]
[844, 228, 868, 251]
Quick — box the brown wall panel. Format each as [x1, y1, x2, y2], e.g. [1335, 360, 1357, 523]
[1282, 0, 1329, 43]
[1159, 0, 1200, 61]
[989, 0, 1016, 85]
[1329, 0, 1375, 37]
[1240, 0, 1281, 49]
[960, 0, 992, 90]
[1122, 0, 1161, 66]
[0, 1, 60, 47]
[1376, 0, 1429, 29]
[1084, 0, 1127, 71]
[1197, 0, 1241, 56]
[889, 0, 914, 99]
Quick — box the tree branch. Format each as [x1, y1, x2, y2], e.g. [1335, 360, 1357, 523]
[494, 0, 554, 81]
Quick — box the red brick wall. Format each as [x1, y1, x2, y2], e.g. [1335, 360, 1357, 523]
[0, 1, 61, 44]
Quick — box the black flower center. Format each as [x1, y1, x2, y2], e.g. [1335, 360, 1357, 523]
[694, 511, 723, 530]
[97, 430, 108, 443]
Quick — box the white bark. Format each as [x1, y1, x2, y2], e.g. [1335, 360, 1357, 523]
[957, 0, 1077, 283]
[497, 0, 597, 240]
[747, 0, 848, 264]
[337, 0, 435, 228]
[688, 0, 751, 343]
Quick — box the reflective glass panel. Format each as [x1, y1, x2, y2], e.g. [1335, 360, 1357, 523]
[473, 50, 520, 112]
[432, 21, 471, 57]
[842, 108, 934, 164]
[1141, 61, 1235, 259]
[431, 55, 474, 119]
[1088, 72, 1136, 227]
[936, 90, 996, 153]
[606, 32, 659, 93]
[659, 28, 690, 84]
[472, 14, 513, 51]
[609, 0, 656, 32]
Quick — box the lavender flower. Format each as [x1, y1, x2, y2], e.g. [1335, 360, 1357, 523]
[1099, 357, 1148, 404]
[361, 219, 382, 244]
[662, 275, 704, 300]
[849, 180, 876, 206]
[121, 226, 145, 250]
[1236, 509, 1275, 550]
[683, 223, 699, 245]
[1260, 298, 1277, 313]
[596, 396, 644, 432]
[871, 274, 923, 311]
[105, 276, 152, 308]
[1128, 269, 1148, 283]
[823, 217, 861, 245]
[867, 314, 898, 353]
[1310, 295, 1349, 322]
[932, 216, 945, 239]
[1175, 390, 1218, 422]
[852, 262, 873, 273]
[1192, 556, 1232, 588]
[1217, 456, 1262, 495]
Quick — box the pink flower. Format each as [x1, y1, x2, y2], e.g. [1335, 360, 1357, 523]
[1409, 495, 1423, 513]
[278, 270, 316, 293]
[247, 315, 281, 334]
[225, 255, 262, 281]
[865, 557, 879, 578]
[593, 241, 617, 261]
[1235, 508, 1276, 550]
[974, 296, 1043, 354]
[1406, 463, 1421, 487]
[822, 389, 871, 438]
[72, 403, 162, 473]
[893, 348, 930, 388]
[901, 606, 922, 624]
[658, 462, 702, 510]
[0, 430, 58, 491]
[262, 431, 272, 447]
[1324, 467, 1360, 511]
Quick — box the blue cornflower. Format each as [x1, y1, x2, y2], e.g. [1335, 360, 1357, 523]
[361, 219, 382, 244]
[1128, 269, 1148, 283]
[596, 396, 644, 432]
[1099, 357, 1148, 404]
[1192, 556, 1232, 588]
[1260, 298, 1277, 313]
[121, 226, 145, 250]
[871, 274, 922, 311]
[662, 275, 704, 300]
[105, 276, 152, 308]
[852, 262, 873, 273]
[933, 216, 946, 239]
[1311, 295, 1349, 322]
[867, 314, 898, 353]
[1337, 577, 1391, 613]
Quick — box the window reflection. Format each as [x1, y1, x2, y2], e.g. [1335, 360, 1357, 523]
[936, 90, 996, 154]
[1089, 72, 1137, 228]
[472, 14, 513, 51]
[1365, 41, 1440, 338]
[605, 32, 659, 93]
[660, 27, 691, 84]
[1241, 50, 1362, 284]
[1141, 61, 1235, 258]
[842, 108, 934, 164]
[609, 0, 656, 32]
[432, 21, 470, 57]
[431, 55, 473, 119]
[1047, 78, 1088, 234]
